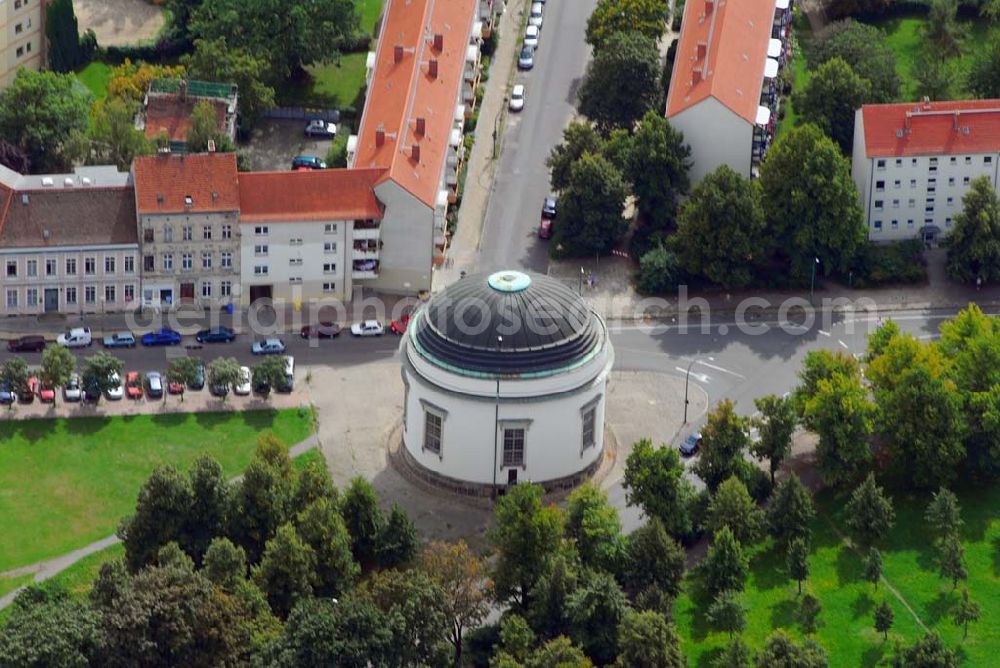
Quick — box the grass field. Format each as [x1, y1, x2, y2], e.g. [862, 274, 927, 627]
[359, 0, 383, 35]
[0, 409, 314, 573]
[675, 483, 1000, 666]
[279, 53, 368, 109]
[75, 61, 112, 101]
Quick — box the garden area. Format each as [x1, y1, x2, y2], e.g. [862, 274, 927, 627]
[0, 409, 313, 573]
[675, 481, 1000, 666]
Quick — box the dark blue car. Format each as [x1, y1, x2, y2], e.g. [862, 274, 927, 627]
[141, 328, 182, 346]
[0, 381, 15, 405]
[679, 433, 702, 457]
[195, 327, 236, 343]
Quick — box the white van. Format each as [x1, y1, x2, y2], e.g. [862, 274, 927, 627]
[280, 356, 295, 392]
[56, 327, 92, 348]
[529, 2, 543, 27]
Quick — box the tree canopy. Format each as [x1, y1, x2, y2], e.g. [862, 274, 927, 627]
[585, 0, 668, 50]
[550, 152, 627, 257]
[946, 176, 1000, 284]
[793, 57, 872, 155]
[806, 20, 900, 103]
[578, 31, 663, 133]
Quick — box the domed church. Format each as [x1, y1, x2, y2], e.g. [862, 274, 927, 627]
[400, 270, 614, 496]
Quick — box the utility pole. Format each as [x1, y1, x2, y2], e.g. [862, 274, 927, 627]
[683, 357, 713, 424]
[809, 256, 820, 305]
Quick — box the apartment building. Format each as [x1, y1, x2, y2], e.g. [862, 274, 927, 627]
[665, 0, 793, 182]
[132, 152, 241, 309]
[347, 0, 480, 294]
[0, 0, 43, 88]
[852, 100, 1000, 242]
[236, 169, 385, 304]
[0, 166, 139, 316]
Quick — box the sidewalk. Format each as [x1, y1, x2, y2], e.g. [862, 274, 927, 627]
[433, 0, 526, 290]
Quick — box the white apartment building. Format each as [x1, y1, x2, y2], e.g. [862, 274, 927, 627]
[0, 0, 43, 88]
[236, 169, 384, 304]
[0, 166, 139, 316]
[852, 100, 1000, 242]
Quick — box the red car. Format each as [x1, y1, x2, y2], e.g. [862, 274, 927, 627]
[300, 322, 342, 339]
[39, 382, 55, 403]
[390, 313, 411, 335]
[168, 377, 186, 395]
[538, 218, 553, 240]
[20, 376, 37, 403]
[125, 372, 144, 400]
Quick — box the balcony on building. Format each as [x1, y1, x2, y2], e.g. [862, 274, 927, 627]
[365, 52, 377, 86]
[768, 38, 787, 67]
[346, 134, 359, 168]
[352, 258, 380, 279]
[761, 58, 780, 109]
[353, 218, 381, 241]
[352, 239, 380, 260]
[773, 0, 792, 38]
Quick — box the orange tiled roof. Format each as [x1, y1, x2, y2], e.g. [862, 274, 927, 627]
[665, 0, 775, 123]
[144, 95, 228, 142]
[861, 100, 1000, 157]
[237, 168, 386, 222]
[353, 0, 477, 208]
[133, 152, 240, 214]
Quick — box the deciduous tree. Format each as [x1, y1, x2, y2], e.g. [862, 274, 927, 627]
[295, 497, 358, 597]
[626, 111, 691, 233]
[768, 474, 815, 548]
[804, 372, 874, 486]
[565, 570, 628, 666]
[893, 631, 959, 667]
[924, 0, 965, 57]
[706, 476, 763, 545]
[184, 455, 229, 563]
[694, 399, 750, 491]
[615, 609, 685, 668]
[585, 0, 668, 49]
[946, 176, 1000, 284]
[88, 97, 153, 170]
[863, 547, 883, 592]
[0, 357, 29, 406]
[166, 356, 201, 401]
[419, 540, 491, 667]
[714, 638, 753, 668]
[252, 522, 317, 617]
[845, 474, 895, 549]
[0, 586, 98, 667]
[702, 526, 748, 598]
[925, 488, 963, 543]
[794, 57, 871, 154]
[578, 31, 662, 133]
[565, 482, 625, 573]
[623, 518, 685, 603]
[340, 477, 384, 570]
[797, 594, 823, 635]
[363, 568, 452, 667]
[546, 122, 604, 192]
[203, 537, 248, 592]
[937, 533, 968, 590]
[182, 38, 276, 133]
[40, 343, 75, 405]
[118, 465, 193, 571]
[550, 152, 627, 257]
[807, 20, 900, 103]
[751, 394, 796, 485]
[753, 629, 828, 668]
[874, 599, 894, 641]
[707, 589, 747, 639]
[228, 455, 293, 563]
[952, 588, 980, 638]
[622, 438, 695, 538]
[787, 538, 810, 595]
[80, 352, 124, 403]
[376, 503, 418, 569]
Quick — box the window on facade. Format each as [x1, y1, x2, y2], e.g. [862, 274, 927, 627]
[254, 245, 268, 256]
[144, 255, 154, 272]
[908, 199, 915, 208]
[201, 282, 212, 298]
[948, 177, 955, 186]
[164, 226, 174, 243]
[928, 186, 936, 194]
[221, 251, 232, 269]
[324, 223, 337, 234]
[966, 156, 973, 164]
[910, 179, 917, 188]
[874, 200, 884, 210]
[947, 197, 954, 205]
[891, 220, 899, 230]
[875, 180, 885, 191]
[124, 284, 135, 302]
[163, 254, 173, 271]
[289, 276, 302, 284]
[26, 259, 36, 277]
[912, 158, 918, 166]
[907, 219, 915, 228]
[105, 257, 115, 274]
[324, 242, 336, 253]
[6, 290, 17, 308]
[49, 259, 59, 276]
[14, 0, 20, 9]
[892, 199, 899, 208]
[6, 261, 16, 277]
[895, 159, 902, 167]
[124, 256, 134, 273]
[946, 217, 954, 226]
[202, 252, 212, 270]
[84, 257, 95, 275]
[323, 282, 336, 292]
[254, 265, 268, 276]
[929, 166, 938, 173]
[963, 177, 971, 185]
[220, 281, 232, 297]
[289, 238, 303, 245]
[582, 407, 596, 450]
[105, 286, 116, 303]
[84, 286, 96, 304]
[26, 42, 30, 53]
[950, 157, 957, 165]
[874, 220, 883, 230]
[65, 287, 76, 305]
[144, 228, 154, 243]
[323, 263, 336, 273]
[182, 226, 192, 241]
[503, 428, 526, 467]
[222, 224, 232, 239]
[289, 258, 303, 266]
[16, 47, 23, 58]
[424, 411, 442, 454]
[929, 157, 938, 166]
[986, 156, 993, 164]
[203, 225, 212, 240]
[26, 289, 37, 307]
[876, 159, 886, 169]
[254, 226, 269, 236]
[182, 253, 192, 270]
[893, 180, 900, 189]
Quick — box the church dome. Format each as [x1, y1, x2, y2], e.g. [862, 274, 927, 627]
[410, 270, 604, 377]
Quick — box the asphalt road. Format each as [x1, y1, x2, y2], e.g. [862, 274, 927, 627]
[476, 0, 597, 273]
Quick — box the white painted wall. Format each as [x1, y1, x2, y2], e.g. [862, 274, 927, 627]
[371, 180, 433, 294]
[668, 97, 753, 183]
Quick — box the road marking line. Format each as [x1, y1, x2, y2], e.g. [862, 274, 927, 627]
[818, 329, 831, 337]
[697, 360, 746, 379]
[838, 339, 849, 349]
[675, 367, 710, 383]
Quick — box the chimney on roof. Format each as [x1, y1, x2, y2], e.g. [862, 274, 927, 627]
[433, 33, 444, 51]
[375, 125, 386, 146]
[953, 111, 961, 130]
[904, 112, 912, 133]
[705, 0, 714, 15]
[696, 40, 707, 59]
[922, 96, 931, 110]
[428, 58, 439, 79]
[415, 117, 426, 136]
[411, 144, 421, 162]
[692, 66, 703, 84]
[207, 139, 216, 152]
[394, 45, 404, 63]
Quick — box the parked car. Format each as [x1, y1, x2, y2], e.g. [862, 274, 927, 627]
[235, 367, 252, 396]
[292, 155, 327, 170]
[210, 379, 230, 397]
[390, 313, 411, 335]
[0, 381, 15, 405]
[253, 375, 271, 396]
[141, 328, 182, 346]
[168, 376, 186, 395]
[252, 338, 286, 355]
[125, 372, 143, 399]
[351, 320, 384, 337]
[83, 377, 101, 402]
[518, 45, 535, 70]
[63, 372, 82, 402]
[7, 335, 46, 352]
[529, 2, 544, 27]
[509, 84, 525, 112]
[145, 371, 163, 399]
[106, 372, 124, 400]
[277, 357, 295, 393]
[195, 327, 236, 344]
[542, 196, 558, 219]
[524, 24, 540, 49]
[300, 322, 342, 339]
[679, 432, 702, 457]
[57, 327, 92, 348]
[305, 119, 337, 138]
[190, 361, 206, 391]
[538, 218, 553, 240]
[103, 331, 136, 348]
[19, 377, 37, 403]
[39, 382, 55, 403]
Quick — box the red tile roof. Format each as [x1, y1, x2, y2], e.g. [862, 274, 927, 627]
[144, 95, 229, 142]
[133, 153, 240, 214]
[238, 168, 386, 222]
[860, 100, 1000, 157]
[353, 0, 477, 208]
[666, 0, 775, 123]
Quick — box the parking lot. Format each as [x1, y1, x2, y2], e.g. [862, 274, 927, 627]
[244, 118, 337, 172]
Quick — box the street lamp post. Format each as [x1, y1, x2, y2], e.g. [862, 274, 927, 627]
[578, 267, 585, 295]
[809, 256, 820, 304]
[492, 335, 502, 499]
[683, 357, 713, 424]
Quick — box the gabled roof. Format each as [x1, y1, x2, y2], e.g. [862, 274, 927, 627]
[860, 100, 1000, 157]
[665, 0, 775, 123]
[237, 168, 387, 222]
[0, 187, 138, 248]
[133, 152, 240, 214]
[353, 0, 477, 208]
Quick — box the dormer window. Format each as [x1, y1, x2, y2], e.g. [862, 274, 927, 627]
[184, 195, 193, 207]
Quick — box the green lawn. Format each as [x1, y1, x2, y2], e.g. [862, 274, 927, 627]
[0, 409, 313, 573]
[0, 574, 32, 600]
[676, 483, 1000, 666]
[75, 61, 112, 101]
[279, 52, 368, 109]
[359, 0, 383, 35]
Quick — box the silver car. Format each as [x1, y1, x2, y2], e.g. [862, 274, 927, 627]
[145, 371, 163, 398]
[63, 372, 82, 402]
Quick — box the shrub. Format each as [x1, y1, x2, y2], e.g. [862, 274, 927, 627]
[637, 244, 684, 295]
[848, 239, 927, 287]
